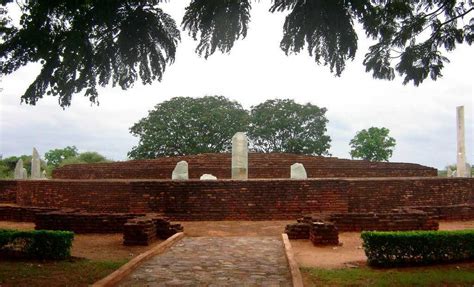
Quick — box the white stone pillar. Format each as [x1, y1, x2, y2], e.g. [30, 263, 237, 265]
[456, 106, 467, 177]
[290, 163, 307, 179]
[231, 132, 248, 179]
[14, 159, 24, 179]
[172, 161, 189, 180]
[31, 147, 42, 179]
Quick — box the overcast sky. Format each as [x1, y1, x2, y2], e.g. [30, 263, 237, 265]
[0, 1, 472, 169]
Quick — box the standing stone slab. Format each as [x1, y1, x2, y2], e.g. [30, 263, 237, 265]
[172, 161, 189, 180]
[456, 106, 467, 177]
[446, 166, 454, 178]
[466, 163, 472, 178]
[291, 163, 307, 179]
[14, 159, 24, 179]
[231, 132, 248, 180]
[31, 148, 42, 179]
[21, 168, 28, 179]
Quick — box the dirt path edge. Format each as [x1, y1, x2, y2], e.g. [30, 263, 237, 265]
[92, 232, 185, 287]
[282, 233, 304, 287]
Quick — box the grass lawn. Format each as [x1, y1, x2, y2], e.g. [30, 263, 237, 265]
[302, 263, 474, 287]
[0, 258, 128, 287]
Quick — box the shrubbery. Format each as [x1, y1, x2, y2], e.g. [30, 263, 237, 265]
[362, 230, 474, 267]
[0, 229, 74, 260]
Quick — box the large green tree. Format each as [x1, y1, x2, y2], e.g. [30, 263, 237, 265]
[349, 127, 396, 161]
[44, 146, 79, 167]
[128, 96, 249, 159]
[249, 99, 331, 155]
[1, 1, 472, 107]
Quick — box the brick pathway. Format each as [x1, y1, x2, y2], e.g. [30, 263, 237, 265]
[119, 237, 292, 286]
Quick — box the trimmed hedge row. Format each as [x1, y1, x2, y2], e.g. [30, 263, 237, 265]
[0, 229, 74, 260]
[361, 230, 474, 267]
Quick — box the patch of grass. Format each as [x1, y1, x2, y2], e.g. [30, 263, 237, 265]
[0, 258, 128, 286]
[302, 264, 474, 287]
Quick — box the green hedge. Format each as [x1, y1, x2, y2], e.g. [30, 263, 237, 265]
[361, 230, 474, 267]
[0, 229, 74, 260]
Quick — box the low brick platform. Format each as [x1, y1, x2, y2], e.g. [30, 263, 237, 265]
[285, 209, 439, 239]
[35, 210, 143, 233]
[406, 204, 474, 221]
[124, 215, 183, 246]
[309, 222, 339, 246]
[0, 205, 58, 222]
[328, 209, 439, 231]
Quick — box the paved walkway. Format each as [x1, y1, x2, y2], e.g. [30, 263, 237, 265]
[119, 236, 293, 286]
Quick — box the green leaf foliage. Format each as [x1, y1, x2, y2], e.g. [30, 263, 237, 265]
[44, 146, 79, 168]
[0, 0, 179, 107]
[1, 1, 472, 106]
[270, 0, 358, 76]
[361, 230, 474, 267]
[0, 229, 74, 260]
[59, 151, 110, 167]
[128, 96, 250, 159]
[182, 0, 251, 59]
[349, 127, 396, 161]
[249, 99, 331, 155]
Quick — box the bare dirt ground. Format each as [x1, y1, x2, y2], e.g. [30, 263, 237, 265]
[0, 221, 161, 261]
[294, 220, 474, 269]
[179, 220, 293, 237]
[2, 220, 473, 267]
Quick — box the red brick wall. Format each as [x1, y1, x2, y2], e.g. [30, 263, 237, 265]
[15, 179, 349, 220]
[347, 178, 473, 213]
[16, 180, 132, 213]
[8, 177, 473, 220]
[52, 153, 437, 179]
[127, 180, 349, 220]
[0, 180, 17, 203]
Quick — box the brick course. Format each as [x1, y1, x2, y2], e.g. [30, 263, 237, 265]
[1, 177, 470, 220]
[34, 210, 141, 233]
[309, 222, 339, 246]
[52, 153, 437, 179]
[0, 180, 17, 203]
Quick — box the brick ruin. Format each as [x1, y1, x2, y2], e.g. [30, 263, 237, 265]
[52, 153, 437, 179]
[0, 153, 473, 237]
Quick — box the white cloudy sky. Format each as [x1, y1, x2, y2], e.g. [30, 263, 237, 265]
[0, 1, 472, 169]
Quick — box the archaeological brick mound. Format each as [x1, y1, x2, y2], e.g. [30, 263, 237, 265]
[53, 153, 437, 179]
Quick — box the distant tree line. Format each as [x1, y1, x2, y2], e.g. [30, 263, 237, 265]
[128, 96, 332, 159]
[0, 147, 110, 179]
[128, 96, 397, 162]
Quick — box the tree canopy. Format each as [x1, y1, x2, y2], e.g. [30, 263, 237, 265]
[349, 127, 396, 161]
[128, 96, 249, 159]
[44, 146, 79, 167]
[249, 99, 331, 155]
[128, 96, 331, 159]
[1, 1, 472, 107]
[59, 151, 110, 166]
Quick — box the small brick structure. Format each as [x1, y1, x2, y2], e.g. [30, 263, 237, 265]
[123, 215, 183, 246]
[285, 209, 440, 242]
[309, 222, 339, 246]
[123, 217, 157, 246]
[284, 223, 311, 239]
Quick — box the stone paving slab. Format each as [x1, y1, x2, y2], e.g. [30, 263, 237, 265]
[119, 236, 292, 286]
